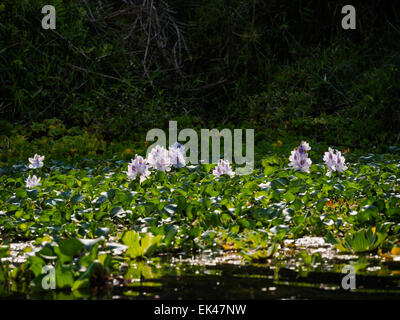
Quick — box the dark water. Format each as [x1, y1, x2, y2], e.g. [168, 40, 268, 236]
[2, 239, 400, 300]
[2, 263, 399, 300]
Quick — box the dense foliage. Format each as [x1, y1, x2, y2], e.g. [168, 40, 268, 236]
[1, 0, 399, 151]
[1, 0, 400, 298]
[0, 150, 400, 295]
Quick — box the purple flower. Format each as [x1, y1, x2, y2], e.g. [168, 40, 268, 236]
[212, 159, 235, 178]
[28, 154, 44, 169]
[168, 143, 186, 168]
[298, 141, 311, 155]
[323, 148, 348, 176]
[25, 175, 41, 189]
[171, 142, 185, 152]
[147, 145, 171, 172]
[334, 150, 348, 173]
[288, 142, 312, 173]
[126, 155, 151, 183]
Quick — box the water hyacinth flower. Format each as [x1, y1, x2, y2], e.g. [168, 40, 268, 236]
[324, 148, 348, 177]
[126, 155, 151, 183]
[288, 141, 312, 173]
[28, 154, 45, 169]
[147, 145, 172, 172]
[168, 142, 186, 168]
[335, 151, 348, 172]
[170, 142, 185, 152]
[297, 141, 311, 155]
[323, 147, 336, 176]
[213, 159, 235, 178]
[25, 175, 41, 189]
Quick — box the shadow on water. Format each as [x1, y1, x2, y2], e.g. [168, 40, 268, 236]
[2, 262, 399, 300]
[112, 266, 400, 300]
[1, 237, 400, 300]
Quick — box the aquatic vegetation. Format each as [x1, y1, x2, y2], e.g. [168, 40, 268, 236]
[122, 230, 163, 260]
[333, 227, 388, 254]
[323, 148, 348, 177]
[126, 155, 151, 183]
[147, 145, 172, 172]
[168, 143, 186, 169]
[0, 147, 400, 296]
[28, 154, 45, 170]
[25, 175, 41, 189]
[213, 159, 235, 178]
[288, 141, 312, 173]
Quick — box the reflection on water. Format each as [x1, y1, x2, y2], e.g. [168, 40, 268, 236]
[2, 256, 400, 300]
[1, 238, 400, 300]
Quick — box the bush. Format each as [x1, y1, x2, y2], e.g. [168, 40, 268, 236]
[0, 0, 399, 149]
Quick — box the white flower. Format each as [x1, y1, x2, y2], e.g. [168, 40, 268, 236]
[28, 154, 45, 169]
[134, 155, 149, 176]
[289, 149, 300, 163]
[298, 141, 311, 155]
[126, 155, 151, 183]
[126, 164, 138, 180]
[288, 142, 312, 173]
[171, 142, 185, 153]
[168, 142, 186, 168]
[323, 147, 337, 177]
[290, 154, 312, 173]
[147, 145, 172, 172]
[323, 148, 348, 176]
[213, 159, 235, 178]
[25, 175, 41, 189]
[335, 150, 348, 173]
[323, 147, 336, 165]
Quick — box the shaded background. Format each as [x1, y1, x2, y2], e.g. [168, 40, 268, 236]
[0, 0, 399, 162]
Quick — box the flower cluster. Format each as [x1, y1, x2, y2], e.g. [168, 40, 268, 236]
[125, 143, 187, 183]
[23, 140, 350, 190]
[25, 175, 41, 189]
[168, 142, 186, 169]
[28, 154, 44, 169]
[212, 159, 235, 178]
[26, 154, 45, 188]
[126, 155, 151, 183]
[323, 147, 348, 177]
[147, 145, 172, 172]
[289, 141, 312, 173]
[288, 141, 349, 176]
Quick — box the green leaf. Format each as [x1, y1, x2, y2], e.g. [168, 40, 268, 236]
[28, 256, 45, 277]
[358, 205, 379, 223]
[58, 238, 84, 257]
[55, 261, 74, 289]
[141, 233, 162, 257]
[283, 191, 295, 202]
[122, 230, 141, 258]
[263, 165, 277, 176]
[0, 245, 10, 259]
[110, 206, 126, 218]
